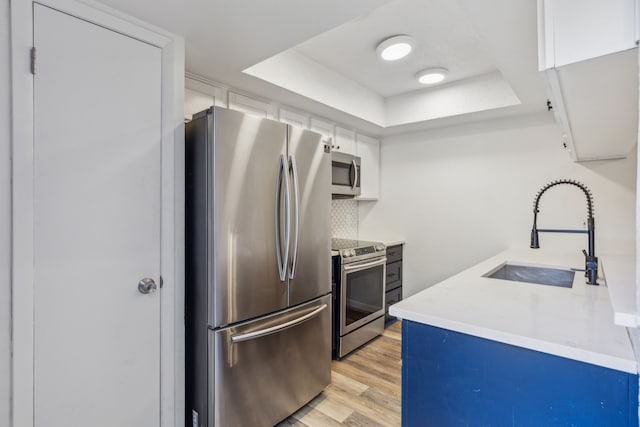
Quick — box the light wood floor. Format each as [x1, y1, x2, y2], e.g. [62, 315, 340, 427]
[277, 321, 402, 427]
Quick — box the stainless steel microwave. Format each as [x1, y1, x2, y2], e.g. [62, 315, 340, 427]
[331, 151, 361, 198]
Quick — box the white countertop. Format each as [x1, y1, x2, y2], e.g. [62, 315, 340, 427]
[389, 248, 637, 374]
[601, 254, 637, 327]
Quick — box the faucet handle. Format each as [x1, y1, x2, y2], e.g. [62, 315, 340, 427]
[582, 249, 588, 257]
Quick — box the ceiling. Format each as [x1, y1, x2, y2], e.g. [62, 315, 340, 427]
[293, 0, 498, 98]
[96, 0, 550, 136]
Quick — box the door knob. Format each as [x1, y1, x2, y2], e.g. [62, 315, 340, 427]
[138, 278, 157, 294]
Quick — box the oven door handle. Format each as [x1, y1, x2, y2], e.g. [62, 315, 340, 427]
[343, 257, 387, 271]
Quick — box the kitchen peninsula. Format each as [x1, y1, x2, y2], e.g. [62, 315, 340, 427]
[390, 248, 638, 426]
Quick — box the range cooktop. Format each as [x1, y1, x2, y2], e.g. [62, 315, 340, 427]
[331, 238, 383, 251]
[331, 238, 386, 262]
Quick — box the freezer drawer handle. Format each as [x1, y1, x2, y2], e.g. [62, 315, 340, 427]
[230, 304, 327, 344]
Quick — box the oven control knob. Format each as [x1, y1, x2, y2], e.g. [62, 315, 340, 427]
[342, 250, 351, 258]
[349, 249, 356, 257]
[375, 244, 385, 252]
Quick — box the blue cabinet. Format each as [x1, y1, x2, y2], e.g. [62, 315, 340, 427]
[402, 321, 638, 426]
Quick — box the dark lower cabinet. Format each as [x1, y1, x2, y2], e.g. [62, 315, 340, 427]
[386, 261, 402, 285]
[385, 286, 401, 323]
[402, 321, 639, 426]
[385, 244, 403, 325]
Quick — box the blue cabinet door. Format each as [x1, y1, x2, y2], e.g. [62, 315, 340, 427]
[402, 321, 638, 427]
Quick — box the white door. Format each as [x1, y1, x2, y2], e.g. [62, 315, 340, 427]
[33, 4, 162, 426]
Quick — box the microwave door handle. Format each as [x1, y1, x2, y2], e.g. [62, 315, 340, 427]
[275, 154, 290, 282]
[288, 155, 299, 279]
[351, 159, 358, 190]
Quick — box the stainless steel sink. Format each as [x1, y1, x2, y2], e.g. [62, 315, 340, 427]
[484, 263, 575, 288]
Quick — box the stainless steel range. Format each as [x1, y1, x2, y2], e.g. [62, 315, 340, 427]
[332, 238, 386, 358]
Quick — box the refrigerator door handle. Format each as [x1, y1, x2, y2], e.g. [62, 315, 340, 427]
[288, 154, 300, 279]
[230, 304, 327, 343]
[275, 153, 290, 282]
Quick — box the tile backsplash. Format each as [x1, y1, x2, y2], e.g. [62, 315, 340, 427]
[331, 199, 358, 239]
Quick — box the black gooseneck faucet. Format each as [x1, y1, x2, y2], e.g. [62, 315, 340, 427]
[530, 179, 598, 285]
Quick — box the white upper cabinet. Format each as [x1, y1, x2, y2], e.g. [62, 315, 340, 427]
[310, 117, 335, 142]
[544, 51, 638, 161]
[334, 126, 357, 154]
[538, 0, 639, 161]
[182, 81, 384, 195]
[538, 0, 638, 70]
[184, 89, 214, 121]
[355, 134, 380, 201]
[185, 77, 226, 121]
[330, 127, 380, 200]
[228, 91, 276, 119]
[279, 107, 309, 129]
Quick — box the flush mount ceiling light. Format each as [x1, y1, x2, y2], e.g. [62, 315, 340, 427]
[416, 68, 449, 84]
[376, 35, 416, 61]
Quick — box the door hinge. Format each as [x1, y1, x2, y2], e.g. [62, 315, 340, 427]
[30, 47, 36, 75]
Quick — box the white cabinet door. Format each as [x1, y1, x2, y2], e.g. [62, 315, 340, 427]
[279, 106, 309, 128]
[356, 134, 381, 200]
[228, 91, 276, 119]
[185, 78, 226, 120]
[185, 88, 214, 121]
[310, 117, 335, 144]
[33, 5, 161, 426]
[334, 126, 357, 154]
[539, 0, 638, 69]
[543, 49, 638, 161]
[538, 0, 639, 161]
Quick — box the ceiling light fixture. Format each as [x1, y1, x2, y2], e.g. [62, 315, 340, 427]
[376, 35, 416, 61]
[416, 68, 449, 84]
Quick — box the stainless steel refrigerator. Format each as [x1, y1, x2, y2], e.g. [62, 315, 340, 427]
[185, 107, 332, 427]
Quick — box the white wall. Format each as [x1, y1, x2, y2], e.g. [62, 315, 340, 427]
[1, 0, 11, 424]
[359, 113, 637, 297]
